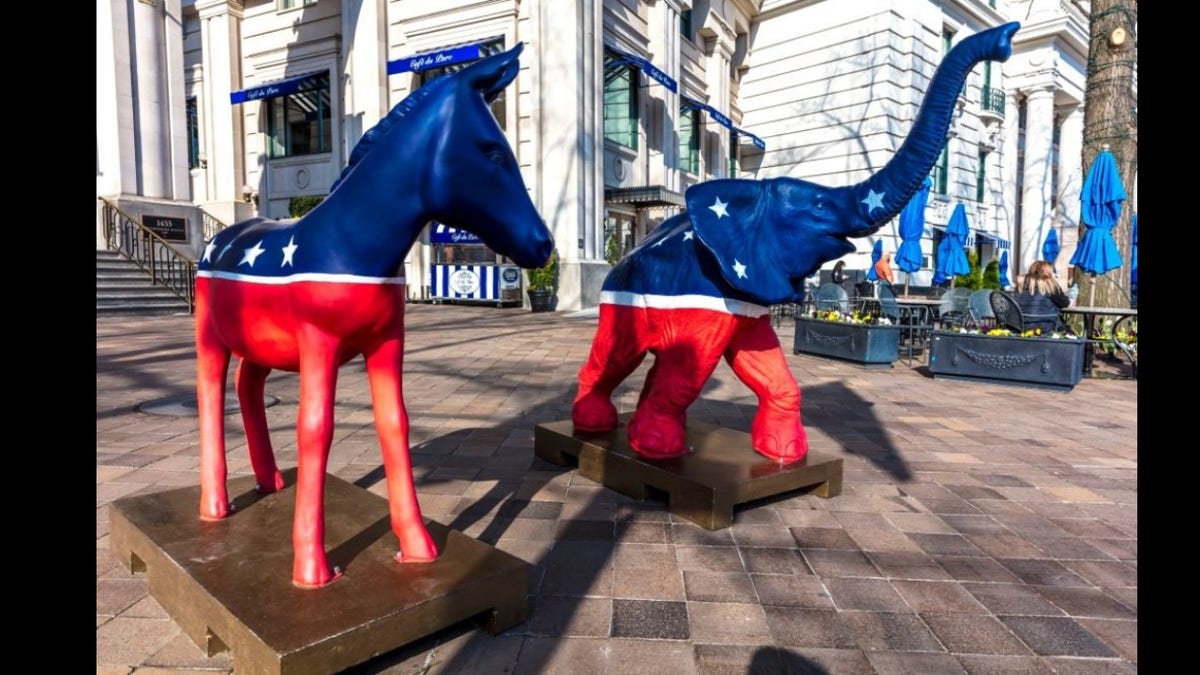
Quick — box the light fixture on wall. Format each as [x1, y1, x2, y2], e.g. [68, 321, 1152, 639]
[242, 185, 258, 206]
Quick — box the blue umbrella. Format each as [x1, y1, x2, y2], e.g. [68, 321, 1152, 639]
[1070, 148, 1126, 304]
[935, 203, 971, 287]
[1041, 229, 1060, 264]
[999, 250, 1011, 289]
[865, 239, 883, 282]
[895, 177, 931, 295]
[1131, 212, 1138, 290]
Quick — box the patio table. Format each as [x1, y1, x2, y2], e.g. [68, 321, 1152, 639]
[1060, 306, 1138, 377]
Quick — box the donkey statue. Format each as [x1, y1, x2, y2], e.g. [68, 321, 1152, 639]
[194, 44, 554, 588]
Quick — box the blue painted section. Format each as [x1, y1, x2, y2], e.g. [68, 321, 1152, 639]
[606, 46, 678, 92]
[388, 43, 484, 74]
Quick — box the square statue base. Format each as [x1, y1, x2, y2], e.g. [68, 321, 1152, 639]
[535, 417, 843, 530]
[107, 468, 531, 675]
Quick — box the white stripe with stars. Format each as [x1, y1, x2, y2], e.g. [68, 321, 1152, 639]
[197, 270, 406, 285]
[599, 291, 769, 318]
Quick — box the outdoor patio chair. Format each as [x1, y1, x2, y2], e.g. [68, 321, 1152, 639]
[989, 290, 1025, 333]
[813, 283, 850, 312]
[878, 283, 931, 365]
[936, 287, 972, 329]
[966, 289, 995, 329]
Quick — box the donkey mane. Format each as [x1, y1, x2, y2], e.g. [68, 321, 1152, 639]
[328, 79, 444, 193]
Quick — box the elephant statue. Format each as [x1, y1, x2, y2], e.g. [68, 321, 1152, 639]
[573, 22, 1020, 463]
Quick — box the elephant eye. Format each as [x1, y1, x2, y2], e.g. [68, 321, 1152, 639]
[488, 150, 506, 166]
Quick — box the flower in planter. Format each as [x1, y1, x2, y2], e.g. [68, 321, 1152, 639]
[804, 308, 893, 326]
[952, 326, 1081, 340]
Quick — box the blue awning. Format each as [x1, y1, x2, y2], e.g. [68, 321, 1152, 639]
[429, 222, 483, 245]
[606, 46, 677, 93]
[733, 126, 766, 151]
[681, 97, 732, 130]
[387, 37, 501, 75]
[975, 231, 1011, 250]
[931, 225, 977, 247]
[230, 70, 327, 105]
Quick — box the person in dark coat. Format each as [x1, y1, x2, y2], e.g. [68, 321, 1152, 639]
[1015, 260, 1070, 332]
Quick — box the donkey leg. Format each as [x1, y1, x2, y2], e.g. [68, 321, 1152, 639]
[291, 331, 343, 588]
[573, 304, 647, 433]
[724, 317, 806, 464]
[234, 359, 285, 493]
[364, 336, 437, 563]
[195, 289, 233, 520]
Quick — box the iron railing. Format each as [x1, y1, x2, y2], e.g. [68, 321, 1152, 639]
[980, 87, 1005, 116]
[99, 197, 197, 313]
[199, 208, 229, 242]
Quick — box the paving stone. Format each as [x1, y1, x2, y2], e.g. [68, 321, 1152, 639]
[998, 616, 1117, 657]
[611, 599, 689, 640]
[921, 613, 1032, 655]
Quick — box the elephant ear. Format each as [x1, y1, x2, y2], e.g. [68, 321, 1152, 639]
[685, 179, 796, 304]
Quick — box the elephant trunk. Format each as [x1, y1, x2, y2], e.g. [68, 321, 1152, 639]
[838, 21, 1020, 234]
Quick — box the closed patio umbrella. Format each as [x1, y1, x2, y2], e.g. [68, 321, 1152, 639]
[1131, 212, 1138, 295]
[895, 177, 931, 296]
[1041, 229, 1060, 264]
[933, 203, 971, 287]
[1069, 147, 1126, 305]
[999, 250, 1011, 289]
[865, 239, 883, 282]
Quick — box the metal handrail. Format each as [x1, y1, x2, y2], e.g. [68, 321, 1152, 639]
[98, 197, 197, 313]
[199, 207, 229, 242]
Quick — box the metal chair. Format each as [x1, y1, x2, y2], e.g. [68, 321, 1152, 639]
[879, 283, 931, 364]
[936, 287, 972, 329]
[813, 283, 850, 312]
[966, 289, 995, 329]
[988, 290, 1025, 332]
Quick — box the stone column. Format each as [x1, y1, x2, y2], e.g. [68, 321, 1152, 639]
[1055, 103, 1084, 274]
[703, 36, 733, 177]
[536, 0, 602, 310]
[196, 0, 246, 222]
[1018, 86, 1055, 275]
[649, 0, 681, 191]
[341, 0, 388, 155]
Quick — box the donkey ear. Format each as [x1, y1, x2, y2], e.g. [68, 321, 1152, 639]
[465, 43, 524, 102]
[685, 179, 797, 305]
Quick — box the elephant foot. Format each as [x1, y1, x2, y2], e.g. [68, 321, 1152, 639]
[572, 392, 619, 434]
[198, 490, 232, 521]
[254, 469, 286, 494]
[394, 522, 439, 563]
[292, 552, 343, 589]
[627, 408, 690, 460]
[751, 414, 808, 464]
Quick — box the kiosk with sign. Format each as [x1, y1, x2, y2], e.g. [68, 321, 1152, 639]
[429, 222, 524, 306]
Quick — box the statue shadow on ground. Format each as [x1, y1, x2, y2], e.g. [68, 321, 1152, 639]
[340, 368, 908, 674]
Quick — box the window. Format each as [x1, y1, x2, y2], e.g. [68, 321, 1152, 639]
[186, 98, 200, 170]
[279, 0, 317, 10]
[604, 56, 638, 149]
[1051, 119, 1061, 210]
[680, 9, 693, 41]
[729, 132, 740, 178]
[933, 142, 949, 195]
[976, 150, 988, 202]
[416, 39, 506, 128]
[266, 72, 332, 158]
[678, 108, 700, 174]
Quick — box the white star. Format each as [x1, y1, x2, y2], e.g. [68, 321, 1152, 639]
[862, 189, 886, 212]
[732, 259, 748, 279]
[203, 240, 217, 263]
[709, 196, 730, 219]
[239, 241, 266, 267]
[218, 241, 234, 261]
[683, 230, 695, 241]
[281, 236, 298, 267]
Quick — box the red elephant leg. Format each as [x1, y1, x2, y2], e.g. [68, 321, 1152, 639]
[627, 308, 737, 459]
[573, 304, 649, 433]
[194, 282, 233, 520]
[291, 329, 343, 588]
[363, 334, 438, 564]
[724, 317, 807, 464]
[234, 358, 285, 493]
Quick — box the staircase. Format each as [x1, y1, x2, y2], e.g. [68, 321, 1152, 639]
[97, 250, 193, 316]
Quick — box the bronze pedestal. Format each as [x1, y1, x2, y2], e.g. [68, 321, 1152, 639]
[107, 469, 531, 675]
[534, 417, 842, 530]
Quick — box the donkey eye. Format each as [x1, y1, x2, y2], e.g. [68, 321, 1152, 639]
[488, 150, 506, 166]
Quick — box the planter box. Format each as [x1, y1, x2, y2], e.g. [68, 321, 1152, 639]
[793, 317, 900, 368]
[928, 330, 1086, 391]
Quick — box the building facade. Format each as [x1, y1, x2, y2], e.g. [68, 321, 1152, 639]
[96, 0, 1135, 311]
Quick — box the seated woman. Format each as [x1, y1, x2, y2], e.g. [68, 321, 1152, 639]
[1015, 260, 1070, 332]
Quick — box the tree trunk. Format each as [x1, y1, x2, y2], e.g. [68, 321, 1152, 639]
[1078, 0, 1137, 308]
